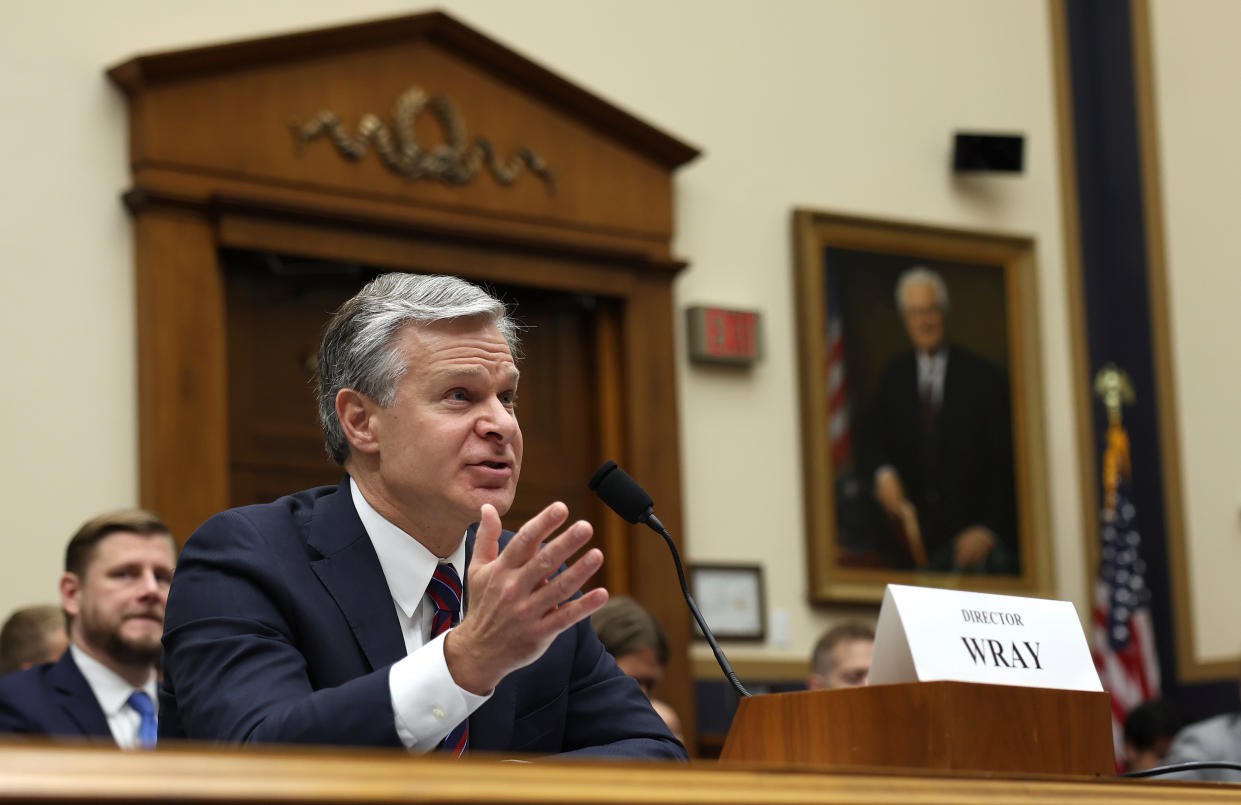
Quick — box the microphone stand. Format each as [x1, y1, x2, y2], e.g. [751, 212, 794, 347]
[642, 512, 751, 699]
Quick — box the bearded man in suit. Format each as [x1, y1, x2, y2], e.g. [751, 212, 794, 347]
[0, 510, 174, 748]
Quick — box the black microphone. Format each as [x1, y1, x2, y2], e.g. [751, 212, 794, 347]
[589, 461, 750, 698]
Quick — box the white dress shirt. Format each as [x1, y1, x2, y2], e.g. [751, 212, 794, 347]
[68, 644, 157, 750]
[916, 349, 948, 409]
[349, 478, 491, 751]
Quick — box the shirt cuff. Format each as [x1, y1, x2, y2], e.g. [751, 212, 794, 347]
[389, 631, 492, 751]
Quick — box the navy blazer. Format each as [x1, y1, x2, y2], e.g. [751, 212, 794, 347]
[0, 649, 114, 742]
[160, 479, 684, 759]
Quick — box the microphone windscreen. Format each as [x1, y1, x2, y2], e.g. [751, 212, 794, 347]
[588, 461, 653, 524]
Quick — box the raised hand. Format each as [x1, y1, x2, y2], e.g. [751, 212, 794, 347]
[443, 502, 609, 695]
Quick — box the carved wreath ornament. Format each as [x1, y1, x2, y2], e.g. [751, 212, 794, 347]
[292, 86, 555, 189]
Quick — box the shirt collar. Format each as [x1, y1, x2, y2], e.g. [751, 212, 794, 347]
[917, 349, 947, 375]
[350, 477, 466, 620]
[68, 644, 157, 717]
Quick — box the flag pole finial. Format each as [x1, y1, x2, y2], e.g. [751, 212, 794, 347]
[1093, 363, 1135, 426]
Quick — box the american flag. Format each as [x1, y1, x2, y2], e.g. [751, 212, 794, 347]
[1091, 422, 1160, 769]
[824, 270, 852, 468]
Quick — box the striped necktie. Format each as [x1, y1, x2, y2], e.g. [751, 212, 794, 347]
[428, 563, 468, 757]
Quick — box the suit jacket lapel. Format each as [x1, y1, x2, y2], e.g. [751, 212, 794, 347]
[308, 478, 406, 671]
[939, 345, 962, 425]
[894, 351, 920, 438]
[49, 651, 112, 738]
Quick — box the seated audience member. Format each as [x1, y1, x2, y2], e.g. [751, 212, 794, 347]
[1162, 695, 1241, 782]
[159, 273, 683, 758]
[591, 596, 683, 742]
[0, 605, 69, 675]
[807, 622, 874, 690]
[1123, 699, 1184, 772]
[0, 510, 175, 748]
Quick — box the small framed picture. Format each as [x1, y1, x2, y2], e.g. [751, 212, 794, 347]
[690, 563, 767, 641]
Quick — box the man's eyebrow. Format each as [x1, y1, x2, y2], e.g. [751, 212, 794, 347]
[433, 367, 520, 385]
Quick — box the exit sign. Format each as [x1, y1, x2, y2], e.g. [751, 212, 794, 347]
[686, 306, 762, 366]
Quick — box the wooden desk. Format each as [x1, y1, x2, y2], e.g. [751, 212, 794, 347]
[0, 741, 1234, 805]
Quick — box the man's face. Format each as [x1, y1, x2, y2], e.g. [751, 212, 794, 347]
[365, 319, 523, 538]
[1124, 738, 1172, 773]
[825, 638, 873, 688]
[62, 532, 175, 668]
[615, 647, 663, 696]
[900, 280, 946, 354]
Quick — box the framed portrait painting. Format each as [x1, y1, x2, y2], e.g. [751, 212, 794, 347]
[793, 210, 1052, 603]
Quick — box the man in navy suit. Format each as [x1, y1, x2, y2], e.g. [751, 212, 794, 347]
[0, 510, 175, 747]
[160, 273, 684, 758]
[861, 267, 1017, 573]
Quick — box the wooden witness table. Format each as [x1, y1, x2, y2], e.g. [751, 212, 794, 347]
[0, 741, 1235, 805]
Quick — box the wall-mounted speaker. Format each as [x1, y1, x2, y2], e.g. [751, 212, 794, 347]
[952, 132, 1024, 173]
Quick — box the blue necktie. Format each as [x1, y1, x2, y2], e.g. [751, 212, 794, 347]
[126, 690, 157, 749]
[428, 564, 468, 757]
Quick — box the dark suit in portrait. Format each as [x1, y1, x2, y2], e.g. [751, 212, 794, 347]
[160, 479, 682, 758]
[0, 650, 113, 742]
[861, 343, 1018, 573]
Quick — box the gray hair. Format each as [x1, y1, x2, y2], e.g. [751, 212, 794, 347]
[894, 266, 950, 314]
[316, 273, 519, 464]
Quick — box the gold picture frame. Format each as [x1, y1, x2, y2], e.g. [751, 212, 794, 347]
[793, 210, 1052, 603]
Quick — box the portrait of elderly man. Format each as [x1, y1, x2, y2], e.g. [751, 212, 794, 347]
[160, 272, 683, 759]
[859, 266, 1017, 574]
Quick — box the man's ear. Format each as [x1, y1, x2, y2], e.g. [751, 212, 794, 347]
[60, 572, 82, 620]
[336, 388, 381, 456]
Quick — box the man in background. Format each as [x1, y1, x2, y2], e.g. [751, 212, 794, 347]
[1160, 674, 1241, 782]
[807, 622, 874, 690]
[0, 510, 174, 747]
[0, 605, 68, 675]
[1123, 699, 1184, 773]
[861, 266, 1017, 573]
[592, 596, 683, 742]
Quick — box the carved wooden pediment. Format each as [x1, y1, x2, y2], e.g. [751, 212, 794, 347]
[109, 11, 698, 261]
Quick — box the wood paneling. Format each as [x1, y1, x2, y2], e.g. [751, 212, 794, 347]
[620, 276, 692, 750]
[134, 209, 228, 543]
[0, 739, 1233, 804]
[109, 13, 695, 251]
[721, 683, 1114, 777]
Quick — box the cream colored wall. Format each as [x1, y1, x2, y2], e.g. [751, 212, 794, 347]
[1149, 0, 1241, 665]
[0, 1, 1087, 671]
